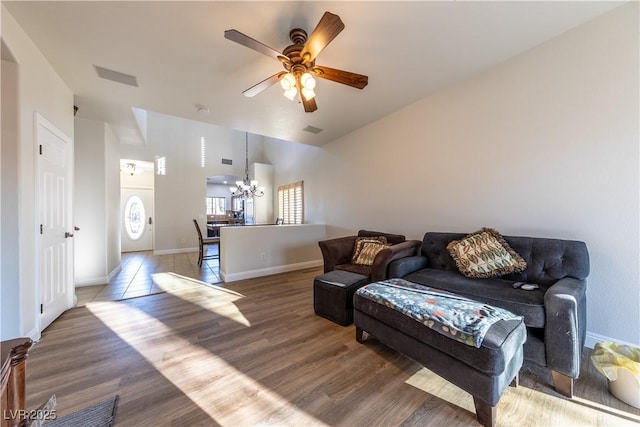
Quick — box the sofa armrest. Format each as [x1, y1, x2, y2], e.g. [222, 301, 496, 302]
[544, 277, 587, 379]
[388, 255, 429, 279]
[318, 236, 357, 273]
[370, 240, 422, 282]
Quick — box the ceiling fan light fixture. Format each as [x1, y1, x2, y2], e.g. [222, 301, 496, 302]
[301, 87, 316, 101]
[284, 87, 298, 100]
[226, 11, 367, 113]
[300, 72, 316, 90]
[280, 73, 296, 91]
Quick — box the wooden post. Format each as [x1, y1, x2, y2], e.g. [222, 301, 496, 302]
[1, 338, 33, 427]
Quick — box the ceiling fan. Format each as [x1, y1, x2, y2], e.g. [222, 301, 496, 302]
[224, 11, 368, 113]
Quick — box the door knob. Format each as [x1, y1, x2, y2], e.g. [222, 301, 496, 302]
[148, 217, 153, 225]
[65, 232, 74, 238]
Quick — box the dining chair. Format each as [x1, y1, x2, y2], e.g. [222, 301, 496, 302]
[193, 219, 220, 267]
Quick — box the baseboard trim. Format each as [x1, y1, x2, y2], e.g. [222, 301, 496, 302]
[108, 264, 122, 280]
[25, 326, 40, 342]
[75, 276, 109, 287]
[221, 260, 323, 283]
[585, 331, 639, 349]
[153, 247, 197, 256]
[74, 264, 122, 287]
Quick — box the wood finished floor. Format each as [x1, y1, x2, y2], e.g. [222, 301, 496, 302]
[28, 266, 640, 426]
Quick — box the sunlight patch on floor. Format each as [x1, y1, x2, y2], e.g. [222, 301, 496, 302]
[151, 272, 250, 326]
[152, 272, 210, 291]
[87, 301, 327, 426]
[405, 367, 475, 412]
[571, 395, 640, 424]
[406, 367, 640, 426]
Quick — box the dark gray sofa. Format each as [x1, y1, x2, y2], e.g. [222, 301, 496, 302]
[389, 231, 589, 397]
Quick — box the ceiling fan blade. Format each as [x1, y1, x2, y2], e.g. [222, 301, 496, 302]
[312, 65, 368, 89]
[242, 72, 286, 98]
[302, 96, 318, 113]
[225, 29, 287, 62]
[300, 12, 345, 64]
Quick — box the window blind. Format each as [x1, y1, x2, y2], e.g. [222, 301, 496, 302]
[278, 181, 304, 224]
[206, 197, 226, 215]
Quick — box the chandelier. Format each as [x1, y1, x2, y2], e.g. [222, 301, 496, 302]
[230, 132, 264, 198]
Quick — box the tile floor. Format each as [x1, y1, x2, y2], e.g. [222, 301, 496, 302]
[75, 245, 221, 306]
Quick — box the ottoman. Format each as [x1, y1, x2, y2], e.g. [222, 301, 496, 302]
[313, 270, 368, 325]
[354, 280, 526, 427]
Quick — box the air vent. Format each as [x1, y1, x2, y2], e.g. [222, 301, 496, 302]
[221, 158, 232, 165]
[94, 65, 138, 87]
[302, 125, 323, 134]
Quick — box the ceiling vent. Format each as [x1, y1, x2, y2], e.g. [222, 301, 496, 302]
[94, 65, 138, 87]
[302, 125, 323, 134]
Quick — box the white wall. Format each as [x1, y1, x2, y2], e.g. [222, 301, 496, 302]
[121, 160, 154, 189]
[74, 118, 107, 285]
[251, 163, 274, 224]
[74, 118, 121, 286]
[220, 224, 325, 282]
[206, 183, 231, 197]
[263, 137, 325, 226]
[1, 56, 20, 338]
[264, 4, 640, 346]
[1, 5, 74, 339]
[120, 111, 270, 254]
[105, 125, 121, 274]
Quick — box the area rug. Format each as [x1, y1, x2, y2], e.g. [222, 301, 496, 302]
[46, 395, 118, 427]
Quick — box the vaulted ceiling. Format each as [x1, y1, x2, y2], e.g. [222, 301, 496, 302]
[3, 1, 622, 146]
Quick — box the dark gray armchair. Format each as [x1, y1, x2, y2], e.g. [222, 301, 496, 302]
[318, 230, 421, 282]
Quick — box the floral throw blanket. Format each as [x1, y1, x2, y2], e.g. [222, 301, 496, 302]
[356, 278, 522, 348]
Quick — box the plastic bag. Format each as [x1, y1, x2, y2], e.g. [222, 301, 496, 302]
[591, 342, 640, 381]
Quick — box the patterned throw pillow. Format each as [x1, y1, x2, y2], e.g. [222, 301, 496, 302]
[353, 241, 391, 266]
[446, 228, 527, 278]
[351, 236, 388, 264]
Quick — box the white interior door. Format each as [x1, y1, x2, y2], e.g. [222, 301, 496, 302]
[121, 188, 153, 252]
[37, 114, 73, 331]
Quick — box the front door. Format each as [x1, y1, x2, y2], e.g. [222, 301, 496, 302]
[37, 114, 74, 330]
[121, 188, 153, 252]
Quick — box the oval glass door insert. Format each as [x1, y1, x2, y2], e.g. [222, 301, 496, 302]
[124, 195, 146, 240]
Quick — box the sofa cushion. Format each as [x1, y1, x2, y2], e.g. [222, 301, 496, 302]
[351, 236, 388, 263]
[403, 268, 546, 328]
[446, 228, 527, 278]
[353, 241, 391, 266]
